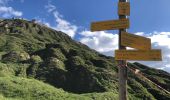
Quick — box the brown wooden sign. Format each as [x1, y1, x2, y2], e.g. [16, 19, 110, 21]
[121, 32, 151, 50]
[115, 50, 162, 61]
[91, 18, 129, 32]
[118, 2, 130, 16]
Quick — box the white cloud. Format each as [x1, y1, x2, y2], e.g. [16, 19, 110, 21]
[132, 32, 170, 73]
[134, 32, 145, 36]
[132, 32, 170, 72]
[79, 31, 170, 72]
[34, 17, 51, 27]
[0, 0, 23, 18]
[132, 32, 170, 70]
[44, 2, 77, 38]
[149, 32, 170, 48]
[45, 2, 56, 13]
[139, 32, 170, 71]
[79, 31, 118, 56]
[0, 6, 22, 17]
[54, 12, 77, 38]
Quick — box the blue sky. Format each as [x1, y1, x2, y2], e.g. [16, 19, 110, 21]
[6, 0, 170, 33]
[1, 0, 170, 73]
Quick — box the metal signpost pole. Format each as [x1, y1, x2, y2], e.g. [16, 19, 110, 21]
[118, 0, 128, 100]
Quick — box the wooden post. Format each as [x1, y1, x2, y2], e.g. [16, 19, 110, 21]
[118, 0, 128, 100]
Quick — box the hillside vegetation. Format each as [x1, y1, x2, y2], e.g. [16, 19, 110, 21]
[0, 19, 169, 100]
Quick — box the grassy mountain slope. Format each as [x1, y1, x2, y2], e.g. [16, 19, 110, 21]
[0, 19, 169, 100]
[0, 77, 91, 100]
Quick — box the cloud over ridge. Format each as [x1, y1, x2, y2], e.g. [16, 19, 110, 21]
[0, 0, 23, 18]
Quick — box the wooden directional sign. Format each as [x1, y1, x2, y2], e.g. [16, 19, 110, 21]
[115, 50, 162, 61]
[118, 2, 130, 16]
[91, 18, 129, 32]
[121, 32, 151, 50]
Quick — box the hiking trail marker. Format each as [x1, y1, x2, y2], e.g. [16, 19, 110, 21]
[115, 50, 162, 61]
[90, 0, 162, 100]
[120, 32, 151, 50]
[91, 18, 129, 32]
[118, 2, 130, 16]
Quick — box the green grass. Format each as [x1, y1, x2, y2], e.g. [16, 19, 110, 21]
[83, 92, 118, 100]
[0, 77, 91, 100]
[0, 77, 122, 100]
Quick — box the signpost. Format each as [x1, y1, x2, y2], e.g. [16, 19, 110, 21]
[115, 50, 162, 61]
[118, 0, 128, 100]
[91, 18, 129, 32]
[118, 2, 130, 16]
[121, 32, 151, 50]
[90, 0, 162, 100]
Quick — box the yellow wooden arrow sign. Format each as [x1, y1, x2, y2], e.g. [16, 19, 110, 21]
[91, 18, 129, 32]
[118, 2, 130, 16]
[115, 50, 162, 61]
[121, 32, 151, 50]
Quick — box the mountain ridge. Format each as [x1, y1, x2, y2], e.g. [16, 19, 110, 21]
[0, 18, 169, 100]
